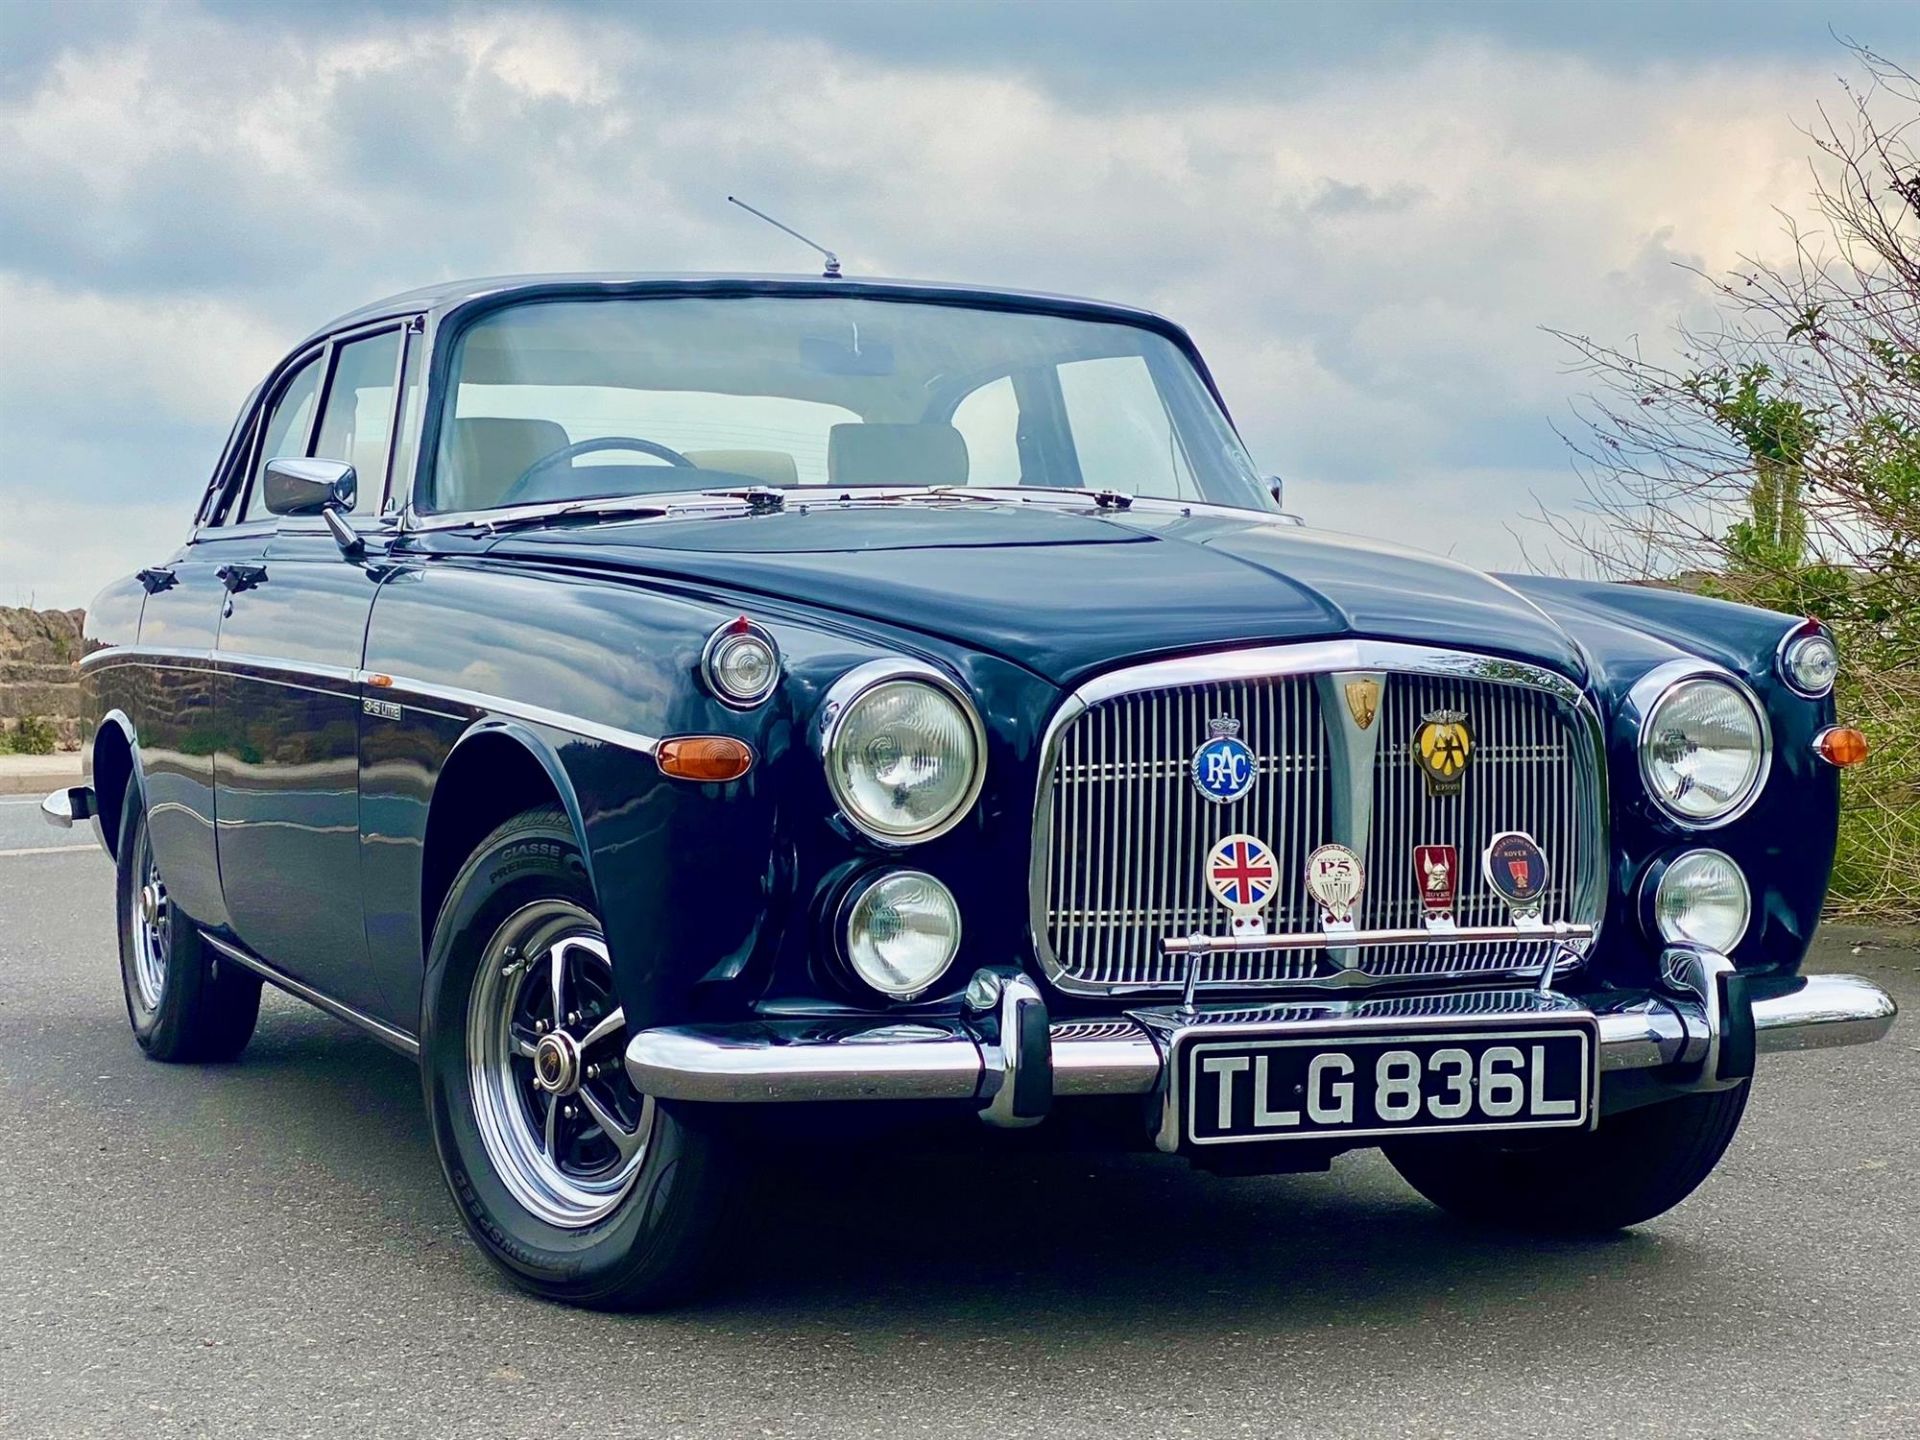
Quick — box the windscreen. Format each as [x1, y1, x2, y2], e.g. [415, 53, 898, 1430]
[428, 295, 1269, 514]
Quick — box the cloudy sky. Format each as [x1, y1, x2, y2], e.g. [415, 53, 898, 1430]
[4, 0, 1918, 610]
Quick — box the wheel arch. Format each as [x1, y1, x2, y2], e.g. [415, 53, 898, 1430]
[91, 710, 139, 860]
[419, 721, 598, 963]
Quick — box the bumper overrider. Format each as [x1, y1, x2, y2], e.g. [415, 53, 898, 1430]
[626, 949, 1897, 1150]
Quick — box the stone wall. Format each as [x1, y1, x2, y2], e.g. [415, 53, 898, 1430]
[0, 607, 84, 749]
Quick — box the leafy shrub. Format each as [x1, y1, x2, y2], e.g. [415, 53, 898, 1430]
[1548, 45, 1920, 916]
[7, 716, 57, 756]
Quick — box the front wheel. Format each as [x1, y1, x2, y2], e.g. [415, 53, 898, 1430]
[421, 808, 735, 1308]
[1385, 1082, 1751, 1233]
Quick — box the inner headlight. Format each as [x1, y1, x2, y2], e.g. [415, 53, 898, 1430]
[1652, 849, 1751, 952]
[1639, 674, 1768, 825]
[842, 871, 962, 999]
[822, 665, 984, 843]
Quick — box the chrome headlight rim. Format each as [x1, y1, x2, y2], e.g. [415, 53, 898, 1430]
[818, 658, 988, 846]
[1640, 848, 1752, 954]
[836, 868, 964, 1001]
[1776, 623, 1838, 699]
[1631, 660, 1772, 830]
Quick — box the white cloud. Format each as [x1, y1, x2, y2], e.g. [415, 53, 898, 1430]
[0, 6, 1850, 605]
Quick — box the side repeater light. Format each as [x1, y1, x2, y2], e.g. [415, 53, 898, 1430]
[701, 616, 780, 708]
[657, 736, 754, 782]
[1812, 726, 1869, 768]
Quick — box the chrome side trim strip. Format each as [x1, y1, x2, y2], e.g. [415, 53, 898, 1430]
[200, 930, 420, 1058]
[77, 645, 657, 756]
[372, 674, 658, 756]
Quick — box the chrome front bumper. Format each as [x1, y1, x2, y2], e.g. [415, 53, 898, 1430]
[626, 954, 1897, 1139]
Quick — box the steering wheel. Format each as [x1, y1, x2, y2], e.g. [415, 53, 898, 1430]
[500, 435, 697, 506]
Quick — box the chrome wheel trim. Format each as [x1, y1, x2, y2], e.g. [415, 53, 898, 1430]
[466, 900, 654, 1229]
[131, 827, 171, 1011]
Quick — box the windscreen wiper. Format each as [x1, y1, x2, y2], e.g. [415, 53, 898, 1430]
[444, 489, 786, 537]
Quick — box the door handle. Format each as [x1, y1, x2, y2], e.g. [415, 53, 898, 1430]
[135, 567, 177, 594]
[217, 562, 269, 594]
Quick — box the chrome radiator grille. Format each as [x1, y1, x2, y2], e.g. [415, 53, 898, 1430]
[1036, 657, 1603, 994]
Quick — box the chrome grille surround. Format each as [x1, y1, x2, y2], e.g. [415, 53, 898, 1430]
[1030, 640, 1608, 997]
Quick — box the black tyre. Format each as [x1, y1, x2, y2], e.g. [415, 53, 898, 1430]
[116, 786, 261, 1062]
[420, 807, 735, 1309]
[1386, 1081, 1751, 1233]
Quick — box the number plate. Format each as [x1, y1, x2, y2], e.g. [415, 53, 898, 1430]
[1178, 1022, 1596, 1147]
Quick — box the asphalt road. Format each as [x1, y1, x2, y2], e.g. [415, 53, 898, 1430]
[1, 826, 1915, 1439]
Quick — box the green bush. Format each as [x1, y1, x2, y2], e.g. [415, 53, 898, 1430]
[1552, 45, 1920, 918]
[7, 716, 56, 756]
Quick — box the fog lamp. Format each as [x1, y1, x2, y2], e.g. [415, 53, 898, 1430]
[1652, 849, 1751, 953]
[842, 871, 962, 1000]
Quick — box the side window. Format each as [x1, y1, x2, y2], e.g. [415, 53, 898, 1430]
[1058, 355, 1198, 500]
[950, 375, 1022, 486]
[241, 356, 322, 521]
[312, 329, 402, 514]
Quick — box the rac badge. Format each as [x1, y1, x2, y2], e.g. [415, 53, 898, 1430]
[1414, 843, 1458, 923]
[1206, 833, 1279, 936]
[1305, 842, 1365, 928]
[1412, 708, 1473, 796]
[1483, 831, 1549, 921]
[1191, 716, 1257, 805]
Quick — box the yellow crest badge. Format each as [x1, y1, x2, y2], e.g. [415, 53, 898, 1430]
[1343, 677, 1380, 731]
[1412, 709, 1473, 796]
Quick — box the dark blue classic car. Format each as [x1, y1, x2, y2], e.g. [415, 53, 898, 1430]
[46, 274, 1895, 1307]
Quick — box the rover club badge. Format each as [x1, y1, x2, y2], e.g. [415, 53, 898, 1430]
[1411, 708, 1473, 796]
[1413, 843, 1457, 923]
[1305, 843, 1365, 928]
[1191, 716, 1258, 805]
[1205, 833, 1279, 937]
[1483, 831, 1549, 921]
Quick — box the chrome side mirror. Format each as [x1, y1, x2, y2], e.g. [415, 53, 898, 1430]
[1264, 474, 1285, 509]
[262, 457, 363, 556]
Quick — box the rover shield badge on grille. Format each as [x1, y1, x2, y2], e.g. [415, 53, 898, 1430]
[1205, 833, 1279, 936]
[1343, 676, 1381, 730]
[1413, 843, 1457, 923]
[1305, 842, 1365, 928]
[1412, 708, 1473, 796]
[1483, 831, 1549, 921]
[1191, 716, 1258, 804]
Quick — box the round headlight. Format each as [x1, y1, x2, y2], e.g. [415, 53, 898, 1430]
[822, 666, 984, 843]
[1639, 674, 1768, 825]
[702, 620, 780, 708]
[1652, 849, 1751, 952]
[843, 871, 962, 999]
[1780, 629, 1838, 698]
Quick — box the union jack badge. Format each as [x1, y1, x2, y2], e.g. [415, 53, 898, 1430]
[1305, 842, 1365, 928]
[1205, 833, 1279, 936]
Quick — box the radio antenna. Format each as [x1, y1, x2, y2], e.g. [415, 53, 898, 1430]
[727, 195, 842, 278]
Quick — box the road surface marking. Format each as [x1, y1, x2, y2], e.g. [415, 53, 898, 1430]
[0, 844, 98, 859]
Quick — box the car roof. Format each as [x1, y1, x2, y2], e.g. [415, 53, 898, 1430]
[301, 273, 1192, 348]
